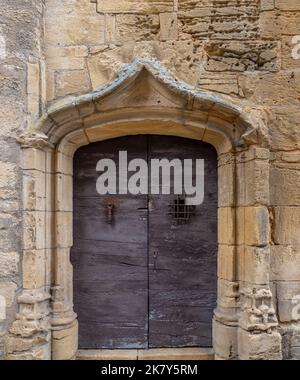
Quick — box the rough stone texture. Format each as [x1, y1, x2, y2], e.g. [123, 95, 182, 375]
[238, 329, 282, 360]
[0, 0, 299, 360]
[0, 0, 44, 359]
[77, 347, 214, 360]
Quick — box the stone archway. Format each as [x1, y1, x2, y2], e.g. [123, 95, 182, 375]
[9, 59, 281, 360]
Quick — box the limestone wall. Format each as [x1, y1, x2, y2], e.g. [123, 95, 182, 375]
[43, 2, 300, 358]
[0, 0, 300, 359]
[0, 0, 44, 358]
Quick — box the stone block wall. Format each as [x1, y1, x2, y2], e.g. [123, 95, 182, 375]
[0, 0, 300, 359]
[0, 0, 44, 358]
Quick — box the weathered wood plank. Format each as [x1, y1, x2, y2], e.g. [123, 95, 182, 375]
[148, 135, 218, 348]
[71, 136, 148, 349]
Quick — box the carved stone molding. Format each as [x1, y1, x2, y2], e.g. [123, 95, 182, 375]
[17, 131, 54, 150]
[239, 287, 278, 332]
[19, 58, 267, 151]
[6, 290, 51, 360]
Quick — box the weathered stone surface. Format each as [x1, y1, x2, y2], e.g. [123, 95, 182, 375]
[218, 207, 235, 245]
[52, 321, 78, 360]
[270, 245, 300, 281]
[116, 14, 160, 41]
[77, 346, 214, 360]
[22, 148, 46, 172]
[45, 3, 105, 47]
[138, 347, 213, 360]
[276, 281, 300, 301]
[23, 211, 46, 250]
[239, 72, 300, 107]
[282, 35, 300, 69]
[0, 162, 18, 189]
[282, 327, 300, 360]
[23, 170, 46, 212]
[275, 0, 300, 11]
[272, 207, 300, 245]
[22, 250, 45, 290]
[278, 12, 300, 35]
[237, 246, 270, 285]
[281, 151, 300, 163]
[213, 320, 238, 360]
[260, 10, 281, 39]
[271, 166, 300, 206]
[0, 282, 17, 308]
[6, 344, 50, 360]
[6, 333, 50, 355]
[238, 329, 282, 360]
[236, 159, 270, 206]
[87, 52, 123, 90]
[277, 299, 300, 322]
[205, 41, 280, 72]
[218, 162, 235, 207]
[217, 279, 239, 309]
[27, 62, 40, 121]
[0, 252, 19, 278]
[55, 212, 73, 248]
[77, 349, 138, 360]
[268, 108, 300, 150]
[218, 245, 236, 281]
[159, 12, 178, 41]
[95, 0, 174, 14]
[261, 0, 275, 11]
[1, 0, 300, 361]
[237, 207, 270, 247]
[199, 72, 241, 96]
[56, 174, 73, 212]
[55, 70, 91, 98]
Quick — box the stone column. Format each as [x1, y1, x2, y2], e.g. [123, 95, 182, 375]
[51, 147, 78, 360]
[213, 151, 239, 360]
[7, 144, 52, 360]
[236, 146, 282, 360]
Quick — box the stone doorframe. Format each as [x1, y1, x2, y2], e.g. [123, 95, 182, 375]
[8, 59, 282, 360]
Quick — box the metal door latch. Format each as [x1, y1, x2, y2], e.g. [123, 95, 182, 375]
[107, 203, 114, 224]
[104, 198, 119, 224]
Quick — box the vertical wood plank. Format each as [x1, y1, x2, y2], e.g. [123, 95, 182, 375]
[148, 135, 218, 348]
[71, 136, 149, 349]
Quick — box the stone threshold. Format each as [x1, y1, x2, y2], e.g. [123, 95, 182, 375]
[77, 347, 214, 360]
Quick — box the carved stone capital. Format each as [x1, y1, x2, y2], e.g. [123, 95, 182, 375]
[17, 131, 54, 149]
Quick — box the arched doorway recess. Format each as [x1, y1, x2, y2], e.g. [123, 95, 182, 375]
[14, 59, 281, 360]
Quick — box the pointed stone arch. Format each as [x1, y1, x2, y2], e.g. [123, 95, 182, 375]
[21, 58, 267, 150]
[10, 59, 281, 360]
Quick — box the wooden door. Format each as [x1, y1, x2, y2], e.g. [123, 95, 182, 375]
[71, 135, 217, 349]
[148, 136, 217, 348]
[71, 136, 149, 349]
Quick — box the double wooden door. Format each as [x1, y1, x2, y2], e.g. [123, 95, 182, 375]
[71, 135, 217, 349]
